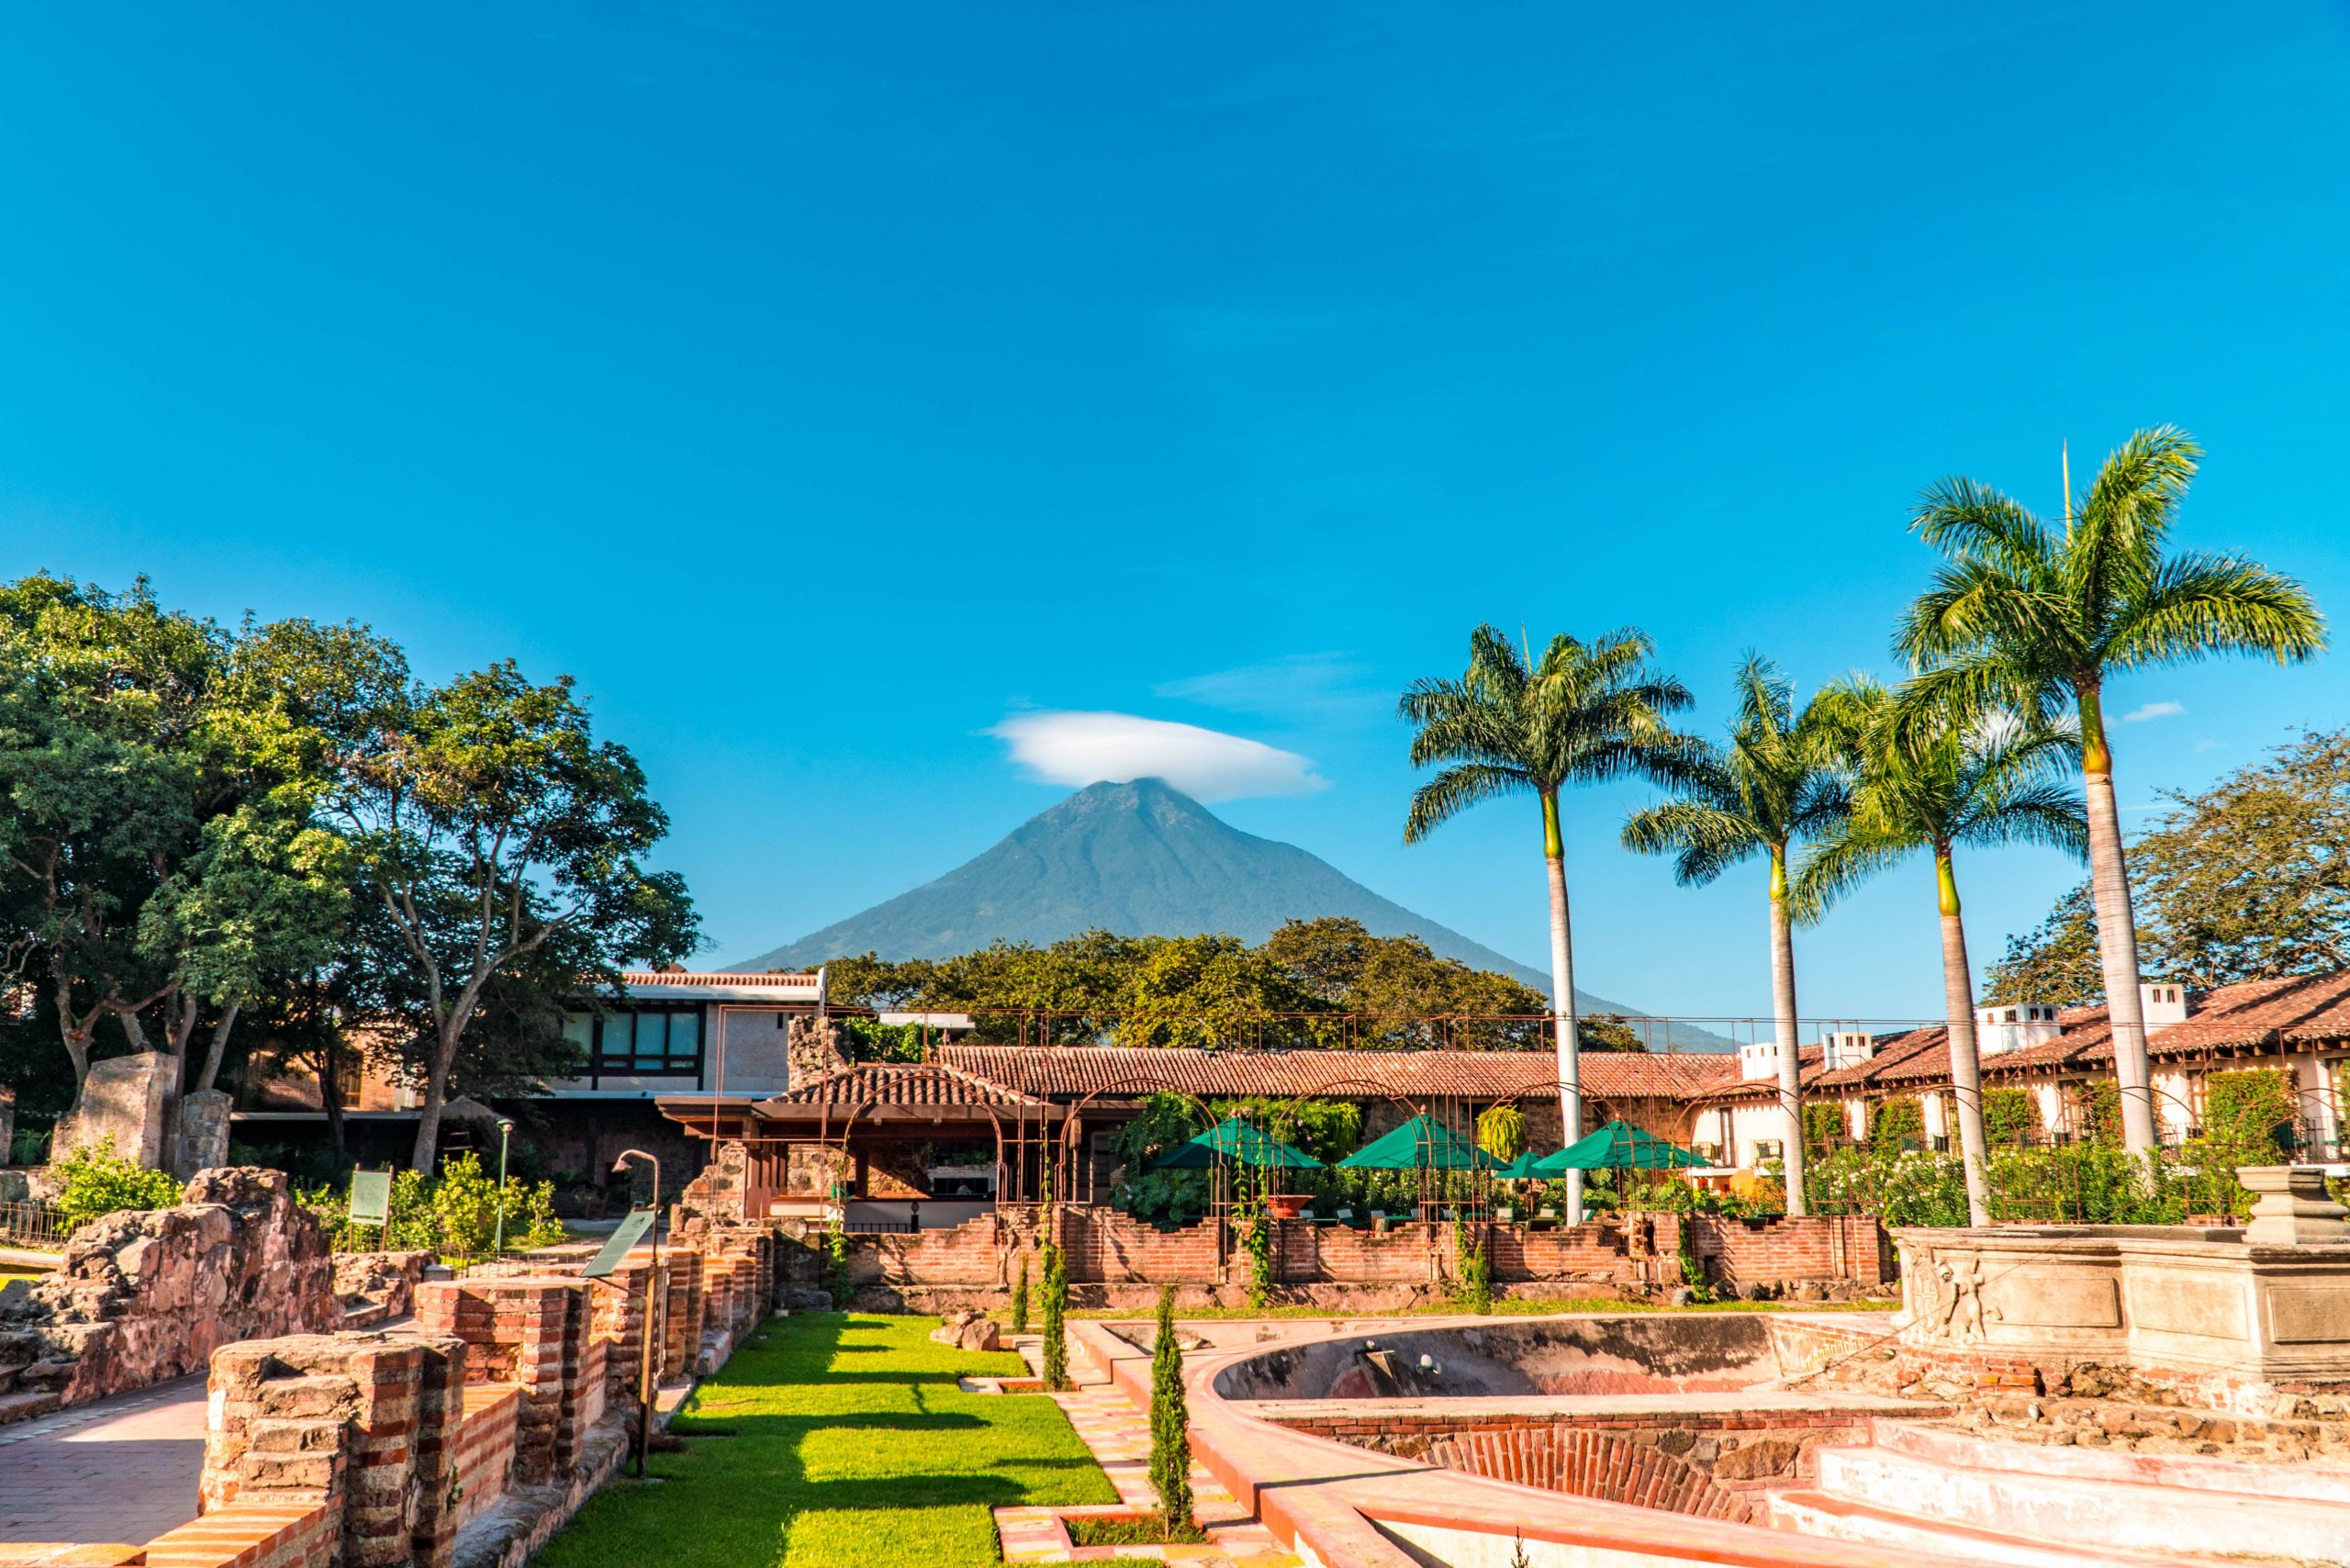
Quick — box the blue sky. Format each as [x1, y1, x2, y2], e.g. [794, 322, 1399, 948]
[6, 4, 2346, 1028]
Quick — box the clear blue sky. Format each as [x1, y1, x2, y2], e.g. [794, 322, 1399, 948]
[6, 5, 2345, 1027]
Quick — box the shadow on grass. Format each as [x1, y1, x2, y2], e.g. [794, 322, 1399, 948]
[539, 1313, 1118, 1568]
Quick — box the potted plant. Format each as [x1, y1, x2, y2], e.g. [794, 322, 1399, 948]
[1266, 1193, 1308, 1219]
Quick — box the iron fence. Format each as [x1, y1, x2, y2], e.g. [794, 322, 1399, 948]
[0, 1200, 71, 1250]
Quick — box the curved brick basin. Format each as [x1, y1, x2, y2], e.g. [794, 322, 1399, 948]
[1210, 1314, 1783, 1400]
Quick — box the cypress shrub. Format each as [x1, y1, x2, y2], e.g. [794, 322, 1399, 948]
[1041, 1242, 1069, 1390]
[1012, 1252, 1031, 1336]
[1148, 1285, 1194, 1538]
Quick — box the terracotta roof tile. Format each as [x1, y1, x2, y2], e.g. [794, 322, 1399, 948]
[935, 1045, 1738, 1103]
[756, 1061, 1050, 1113]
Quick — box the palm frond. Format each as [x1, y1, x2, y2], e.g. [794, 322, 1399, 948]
[1910, 476, 2056, 581]
[2102, 550, 2328, 671]
[1787, 826, 1912, 924]
[1402, 763, 1530, 844]
[1954, 778, 2088, 860]
[1620, 797, 1763, 886]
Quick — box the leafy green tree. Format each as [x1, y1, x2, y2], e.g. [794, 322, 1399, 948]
[1796, 679, 2087, 1223]
[1115, 934, 1311, 1049]
[1623, 655, 1849, 1215]
[1147, 1285, 1194, 1538]
[1985, 882, 2106, 1007]
[321, 661, 699, 1169]
[1401, 625, 1693, 1223]
[1475, 1103, 1526, 1162]
[1898, 428, 2325, 1154]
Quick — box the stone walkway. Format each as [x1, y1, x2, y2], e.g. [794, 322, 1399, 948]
[994, 1379, 1298, 1567]
[0, 1373, 207, 1545]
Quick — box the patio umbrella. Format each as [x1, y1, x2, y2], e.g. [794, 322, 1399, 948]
[1533, 1119, 1702, 1173]
[1493, 1148, 1551, 1182]
[1337, 1114, 1504, 1171]
[1149, 1115, 1324, 1170]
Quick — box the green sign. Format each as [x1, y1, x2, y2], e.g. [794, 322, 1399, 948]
[349, 1170, 394, 1227]
[582, 1208, 656, 1279]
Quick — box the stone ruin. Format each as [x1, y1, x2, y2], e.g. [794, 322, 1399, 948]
[43, 1049, 236, 1179]
[0, 1165, 339, 1421]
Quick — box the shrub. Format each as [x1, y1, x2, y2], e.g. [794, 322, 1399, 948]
[1982, 1087, 2039, 1143]
[1475, 1103, 1526, 1163]
[1147, 1285, 1194, 1538]
[1040, 1242, 1069, 1390]
[1453, 1224, 1493, 1315]
[1012, 1251, 1031, 1335]
[826, 1226, 851, 1303]
[2201, 1069, 2295, 1156]
[1802, 1102, 1848, 1151]
[1868, 1097, 1925, 1153]
[299, 1153, 564, 1257]
[53, 1137, 184, 1228]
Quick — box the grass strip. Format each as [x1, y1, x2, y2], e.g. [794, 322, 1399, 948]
[535, 1312, 1115, 1568]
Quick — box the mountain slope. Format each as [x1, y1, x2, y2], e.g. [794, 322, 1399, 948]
[734, 778, 1695, 1031]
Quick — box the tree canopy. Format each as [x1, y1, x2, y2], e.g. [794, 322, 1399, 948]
[1988, 726, 2350, 1002]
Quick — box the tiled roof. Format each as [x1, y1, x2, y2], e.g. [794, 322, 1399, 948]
[1689, 1044, 1833, 1103]
[935, 1045, 1739, 1103]
[1986, 972, 2350, 1071]
[613, 969, 824, 992]
[755, 1062, 1051, 1114]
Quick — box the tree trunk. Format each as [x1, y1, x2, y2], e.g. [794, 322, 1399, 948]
[408, 1027, 458, 1172]
[321, 1031, 348, 1168]
[194, 1002, 241, 1096]
[1938, 850, 1991, 1226]
[1768, 846, 1807, 1216]
[55, 975, 94, 1103]
[2078, 685, 2158, 1156]
[1541, 791, 1584, 1226]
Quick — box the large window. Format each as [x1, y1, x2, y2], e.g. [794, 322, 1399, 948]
[576, 1007, 704, 1077]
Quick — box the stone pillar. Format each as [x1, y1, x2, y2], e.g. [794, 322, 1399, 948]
[661, 1249, 704, 1383]
[2242, 1165, 2350, 1247]
[173, 1087, 234, 1178]
[589, 1254, 656, 1412]
[416, 1276, 598, 1486]
[204, 1329, 468, 1568]
[52, 1051, 175, 1168]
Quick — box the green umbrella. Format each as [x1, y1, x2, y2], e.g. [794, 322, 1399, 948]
[1149, 1115, 1324, 1171]
[1493, 1148, 1551, 1182]
[1533, 1119, 1701, 1173]
[1337, 1114, 1503, 1171]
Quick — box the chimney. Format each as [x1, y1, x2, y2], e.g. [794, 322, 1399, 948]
[1975, 1002, 2063, 1058]
[2139, 981, 2188, 1030]
[1819, 1030, 1875, 1070]
[1739, 1039, 1787, 1081]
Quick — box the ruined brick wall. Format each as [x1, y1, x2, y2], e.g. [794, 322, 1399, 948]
[454, 1384, 523, 1529]
[676, 1140, 749, 1223]
[661, 1249, 704, 1382]
[1060, 1210, 1223, 1283]
[414, 1277, 600, 1488]
[0, 1167, 339, 1417]
[203, 1330, 467, 1568]
[333, 1250, 436, 1324]
[1688, 1214, 1889, 1289]
[851, 1213, 1006, 1286]
[143, 1495, 341, 1568]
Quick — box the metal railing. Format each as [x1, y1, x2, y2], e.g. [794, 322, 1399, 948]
[0, 1200, 72, 1250]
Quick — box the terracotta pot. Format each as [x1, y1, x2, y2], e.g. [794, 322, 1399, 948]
[1265, 1193, 1308, 1219]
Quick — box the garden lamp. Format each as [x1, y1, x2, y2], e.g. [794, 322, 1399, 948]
[492, 1117, 516, 1255]
[612, 1148, 662, 1478]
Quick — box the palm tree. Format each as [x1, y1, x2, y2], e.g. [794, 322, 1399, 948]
[1795, 680, 2087, 1224]
[1402, 625, 1693, 1223]
[1622, 655, 1847, 1215]
[1899, 427, 2324, 1156]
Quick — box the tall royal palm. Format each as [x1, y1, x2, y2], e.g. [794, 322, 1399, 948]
[1402, 625, 1693, 1224]
[1899, 428, 2324, 1156]
[1622, 655, 1846, 1215]
[1796, 681, 2087, 1225]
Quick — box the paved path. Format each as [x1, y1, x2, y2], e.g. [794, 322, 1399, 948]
[0, 1374, 207, 1545]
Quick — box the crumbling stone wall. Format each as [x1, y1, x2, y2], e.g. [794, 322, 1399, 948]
[414, 1277, 603, 1487]
[334, 1250, 437, 1325]
[50, 1050, 175, 1167]
[204, 1329, 469, 1568]
[0, 1166, 338, 1419]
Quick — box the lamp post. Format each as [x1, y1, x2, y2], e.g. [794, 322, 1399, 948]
[492, 1117, 516, 1256]
[612, 1148, 662, 1479]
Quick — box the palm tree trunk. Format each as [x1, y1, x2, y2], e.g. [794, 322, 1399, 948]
[1938, 850, 1991, 1226]
[1768, 847, 1807, 1216]
[1542, 791, 1584, 1226]
[2078, 685, 2158, 1157]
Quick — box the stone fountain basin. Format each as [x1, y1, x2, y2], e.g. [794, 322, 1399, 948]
[1211, 1315, 1785, 1400]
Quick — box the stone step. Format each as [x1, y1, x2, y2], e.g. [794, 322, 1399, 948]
[1869, 1417, 2350, 1506]
[0, 1387, 62, 1428]
[1813, 1442, 2350, 1562]
[1767, 1488, 2251, 1568]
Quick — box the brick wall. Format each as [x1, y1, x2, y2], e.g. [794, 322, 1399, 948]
[1670, 1214, 1890, 1290]
[1059, 1210, 1223, 1284]
[661, 1251, 704, 1383]
[453, 1385, 521, 1529]
[203, 1331, 467, 1568]
[588, 1255, 655, 1412]
[415, 1277, 599, 1487]
[141, 1495, 339, 1568]
[851, 1213, 1004, 1286]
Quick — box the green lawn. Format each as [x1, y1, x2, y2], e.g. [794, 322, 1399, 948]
[537, 1313, 1116, 1568]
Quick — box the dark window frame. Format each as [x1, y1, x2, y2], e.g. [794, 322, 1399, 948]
[587, 1004, 707, 1082]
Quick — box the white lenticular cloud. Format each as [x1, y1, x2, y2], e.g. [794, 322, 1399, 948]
[2123, 700, 2186, 722]
[988, 711, 1326, 801]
